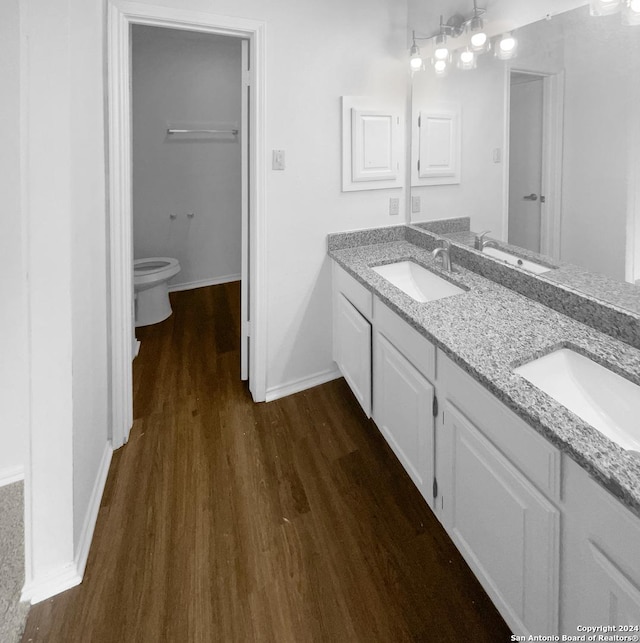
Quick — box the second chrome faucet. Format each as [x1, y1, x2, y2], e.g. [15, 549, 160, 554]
[475, 230, 498, 251]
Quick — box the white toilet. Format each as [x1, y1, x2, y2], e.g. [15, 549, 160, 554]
[134, 257, 181, 327]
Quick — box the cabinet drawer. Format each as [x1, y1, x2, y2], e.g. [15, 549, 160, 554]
[333, 262, 373, 320]
[439, 350, 561, 501]
[374, 298, 435, 381]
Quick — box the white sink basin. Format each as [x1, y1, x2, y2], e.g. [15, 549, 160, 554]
[372, 260, 465, 303]
[514, 348, 640, 453]
[483, 247, 552, 275]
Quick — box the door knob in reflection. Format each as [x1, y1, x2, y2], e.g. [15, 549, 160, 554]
[523, 193, 538, 201]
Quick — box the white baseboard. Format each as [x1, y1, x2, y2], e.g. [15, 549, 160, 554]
[0, 465, 24, 488]
[21, 442, 113, 605]
[74, 442, 113, 580]
[169, 273, 240, 292]
[21, 563, 82, 605]
[265, 367, 341, 402]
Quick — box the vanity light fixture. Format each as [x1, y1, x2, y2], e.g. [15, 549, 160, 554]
[590, 0, 623, 16]
[495, 32, 518, 60]
[432, 17, 453, 65]
[589, 0, 640, 24]
[468, 0, 490, 52]
[409, 32, 424, 71]
[408, 1, 520, 72]
[433, 33, 450, 62]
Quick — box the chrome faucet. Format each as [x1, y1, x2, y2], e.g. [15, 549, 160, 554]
[432, 239, 453, 272]
[475, 230, 498, 251]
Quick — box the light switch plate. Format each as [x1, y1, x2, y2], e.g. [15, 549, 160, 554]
[272, 150, 285, 170]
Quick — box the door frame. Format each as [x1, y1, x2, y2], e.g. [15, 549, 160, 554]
[107, 1, 267, 448]
[626, 105, 640, 284]
[503, 67, 564, 260]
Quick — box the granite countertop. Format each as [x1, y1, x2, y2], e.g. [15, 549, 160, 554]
[328, 237, 640, 517]
[439, 228, 640, 316]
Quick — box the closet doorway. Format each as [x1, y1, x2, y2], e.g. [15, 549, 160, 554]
[107, 2, 267, 448]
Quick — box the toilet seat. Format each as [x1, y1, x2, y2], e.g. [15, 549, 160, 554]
[134, 257, 181, 287]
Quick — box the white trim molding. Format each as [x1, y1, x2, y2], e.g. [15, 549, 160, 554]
[502, 66, 564, 258]
[21, 562, 82, 605]
[20, 443, 113, 604]
[74, 443, 113, 581]
[0, 465, 25, 488]
[107, 1, 268, 450]
[265, 367, 341, 403]
[168, 273, 241, 293]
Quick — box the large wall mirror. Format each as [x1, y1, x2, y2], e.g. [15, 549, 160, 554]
[410, 3, 640, 311]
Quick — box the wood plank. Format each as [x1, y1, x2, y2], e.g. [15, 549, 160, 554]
[22, 282, 511, 642]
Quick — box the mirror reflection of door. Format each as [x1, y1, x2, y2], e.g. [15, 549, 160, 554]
[508, 72, 544, 253]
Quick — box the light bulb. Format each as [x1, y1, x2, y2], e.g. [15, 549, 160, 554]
[500, 37, 516, 52]
[433, 32, 449, 62]
[468, 14, 489, 53]
[495, 33, 518, 60]
[457, 49, 477, 70]
[410, 44, 423, 71]
[434, 59, 448, 76]
[434, 46, 449, 60]
[471, 32, 488, 49]
[623, 0, 640, 23]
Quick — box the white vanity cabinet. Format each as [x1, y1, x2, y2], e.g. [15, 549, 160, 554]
[436, 351, 561, 637]
[372, 299, 436, 508]
[561, 455, 640, 632]
[331, 259, 640, 637]
[332, 262, 436, 505]
[332, 263, 373, 417]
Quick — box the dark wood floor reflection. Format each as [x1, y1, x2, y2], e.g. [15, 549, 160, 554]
[22, 282, 511, 642]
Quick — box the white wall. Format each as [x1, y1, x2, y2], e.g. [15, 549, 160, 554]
[125, 0, 408, 396]
[0, 0, 28, 485]
[410, 61, 505, 234]
[560, 15, 634, 281]
[132, 27, 242, 288]
[69, 0, 110, 556]
[19, 0, 407, 600]
[21, 0, 76, 596]
[244, 0, 408, 395]
[20, 0, 110, 602]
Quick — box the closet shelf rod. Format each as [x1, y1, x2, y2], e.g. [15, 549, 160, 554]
[167, 128, 238, 135]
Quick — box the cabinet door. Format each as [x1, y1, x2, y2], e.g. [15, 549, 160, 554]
[561, 456, 640, 632]
[334, 293, 371, 417]
[439, 402, 559, 636]
[373, 332, 433, 506]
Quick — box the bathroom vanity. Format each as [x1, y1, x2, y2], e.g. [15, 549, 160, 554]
[329, 225, 640, 637]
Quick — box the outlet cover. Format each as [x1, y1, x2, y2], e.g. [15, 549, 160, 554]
[389, 197, 400, 216]
[411, 196, 421, 213]
[272, 150, 285, 170]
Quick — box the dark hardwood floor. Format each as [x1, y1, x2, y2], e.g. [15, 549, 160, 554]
[22, 282, 511, 642]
